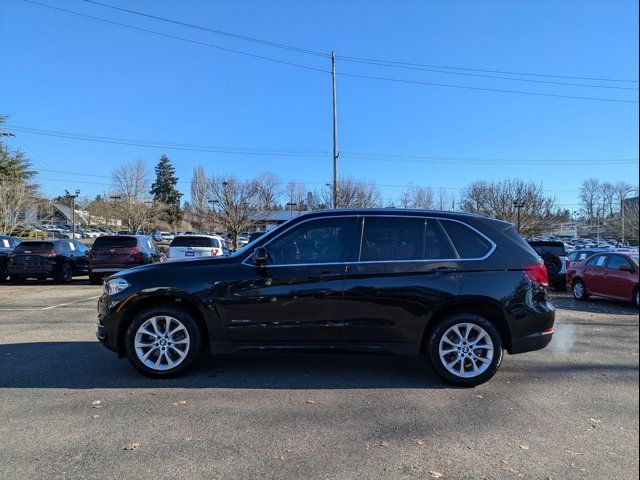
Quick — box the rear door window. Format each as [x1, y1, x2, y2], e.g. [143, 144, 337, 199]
[587, 255, 607, 267]
[440, 220, 493, 259]
[359, 217, 455, 262]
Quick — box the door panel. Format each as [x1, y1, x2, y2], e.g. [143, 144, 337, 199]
[342, 260, 462, 343]
[220, 216, 358, 343]
[603, 255, 637, 300]
[583, 255, 608, 295]
[223, 264, 347, 342]
[342, 216, 463, 344]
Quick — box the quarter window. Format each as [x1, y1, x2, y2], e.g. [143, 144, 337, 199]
[359, 217, 455, 262]
[266, 218, 355, 265]
[440, 220, 492, 259]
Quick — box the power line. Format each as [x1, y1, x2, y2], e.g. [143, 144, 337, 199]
[336, 71, 638, 104]
[8, 125, 638, 165]
[19, 0, 330, 74]
[84, 0, 638, 86]
[336, 55, 639, 84]
[20, 0, 638, 104]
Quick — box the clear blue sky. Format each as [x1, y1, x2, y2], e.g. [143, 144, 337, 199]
[1, 0, 638, 210]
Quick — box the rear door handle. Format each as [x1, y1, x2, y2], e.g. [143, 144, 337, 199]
[310, 272, 341, 281]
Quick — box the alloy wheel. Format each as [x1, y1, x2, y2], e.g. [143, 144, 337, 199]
[573, 282, 584, 299]
[438, 323, 494, 379]
[134, 316, 191, 371]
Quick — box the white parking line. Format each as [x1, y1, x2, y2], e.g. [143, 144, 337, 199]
[40, 295, 102, 311]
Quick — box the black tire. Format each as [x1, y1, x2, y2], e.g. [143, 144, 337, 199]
[0, 266, 8, 282]
[633, 287, 639, 309]
[572, 279, 589, 301]
[54, 262, 73, 284]
[89, 273, 103, 285]
[426, 313, 503, 387]
[9, 275, 26, 284]
[124, 305, 203, 378]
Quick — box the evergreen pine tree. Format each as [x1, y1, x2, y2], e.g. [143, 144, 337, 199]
[150, 154, 183, 226]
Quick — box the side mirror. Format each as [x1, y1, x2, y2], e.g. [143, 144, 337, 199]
[252, 246, 268, 266]
[619, 264, 632, 272]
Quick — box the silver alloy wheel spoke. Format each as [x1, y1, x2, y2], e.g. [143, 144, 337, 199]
[134, 315, 190, 371]
[439, 322, 494, 379]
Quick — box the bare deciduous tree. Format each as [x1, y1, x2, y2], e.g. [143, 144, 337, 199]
[460, 179, 557, 237]
[579, 178, 602, 222]
[286, 179, 308, 211]
[255, 172, 282, 210]
[397, 184, 434, 209]
[0, 179, 38, 235]
[189, 165, 211, 229]
[316, 178, 381, 209]
[110, 160, 156, 232]
[207, 174, 262, 248]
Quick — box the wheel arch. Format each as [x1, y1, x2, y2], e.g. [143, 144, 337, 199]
[420, 298, 512, 353]
[115, 291, 212, 357]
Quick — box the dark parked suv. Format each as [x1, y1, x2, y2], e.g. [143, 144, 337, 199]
[527, 241, 568, 290]
[97, 209, 555, 386]
[8, 239, 89, 283]
[89, 235, 162, 284]
[1, 235, 22, 281]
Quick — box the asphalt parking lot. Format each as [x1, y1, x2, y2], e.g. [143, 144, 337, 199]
[0, 280, 638, 479]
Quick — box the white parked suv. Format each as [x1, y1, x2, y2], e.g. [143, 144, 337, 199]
[154, 231, 175, 243]
[167, 235, 229, 260]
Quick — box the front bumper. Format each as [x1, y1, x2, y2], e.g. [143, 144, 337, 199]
[96, 292, 127, 354]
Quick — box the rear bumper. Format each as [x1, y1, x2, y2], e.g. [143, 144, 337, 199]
[510, 329, 554, 354]
[8, 264, 57, 276]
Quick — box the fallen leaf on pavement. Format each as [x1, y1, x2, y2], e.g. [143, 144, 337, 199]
[519, 445, 530, 451]
[123, 443, 140, 451]
[589, 418, 602, 424]
[429, 471, 444, 478]
[416, 440, 426, 445]
[274, 455, 286, 461]
[306, 400, 316, 404]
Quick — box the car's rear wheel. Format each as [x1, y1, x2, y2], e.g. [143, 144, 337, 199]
[572, 280, 589, 301]
[124, 306, 202, 378]
[10, 275, 26, 284]
[633, 288, 639, 309]
[427, 313, 503, 387]
[55, 262, 73, 283]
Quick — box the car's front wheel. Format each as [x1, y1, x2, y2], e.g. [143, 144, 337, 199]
[427, 313, 503, 387]
[572, 279, 589, 301]
[124, 306, 202, 378]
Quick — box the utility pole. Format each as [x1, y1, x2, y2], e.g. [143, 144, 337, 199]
[513, 200, 525, 234]
[331, 51, 339, 209]
[65, 189, 80, 239]
[286, 202, 297, 219]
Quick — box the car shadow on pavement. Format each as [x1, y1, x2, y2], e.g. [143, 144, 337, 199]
[0, 341, 451, 390]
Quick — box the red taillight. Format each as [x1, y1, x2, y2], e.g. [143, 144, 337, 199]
[42, 251, 58, 257]
[88, 250, 94, 260]
[211, 248, 219, 256]
[129, 247, 142, 262]
[166, 247, 170, 258]
[525, 263, 549, 289]
[565, 259, 570, 270]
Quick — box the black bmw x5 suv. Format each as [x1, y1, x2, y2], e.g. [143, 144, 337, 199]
[97, 209, 554, 386]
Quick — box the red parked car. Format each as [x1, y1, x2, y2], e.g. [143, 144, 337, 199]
[567, 251, 639, 307]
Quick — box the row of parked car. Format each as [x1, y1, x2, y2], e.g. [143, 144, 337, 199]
[0, 233, 235, 284]
[527, 240, 639, 306]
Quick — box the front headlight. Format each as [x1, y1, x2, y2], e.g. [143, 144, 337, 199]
[104, 277, 130, 295]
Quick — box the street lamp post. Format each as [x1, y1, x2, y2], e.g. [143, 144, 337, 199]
[286, 202, 297, 219]
[512, 200, 525, 234]
[65, 189, 80, 239]
[208, 199, 219, 233]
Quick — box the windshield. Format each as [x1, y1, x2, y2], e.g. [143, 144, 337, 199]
[14, 242, 54, 252]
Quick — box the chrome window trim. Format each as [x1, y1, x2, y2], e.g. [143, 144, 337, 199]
[240, 214, 497, 268]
